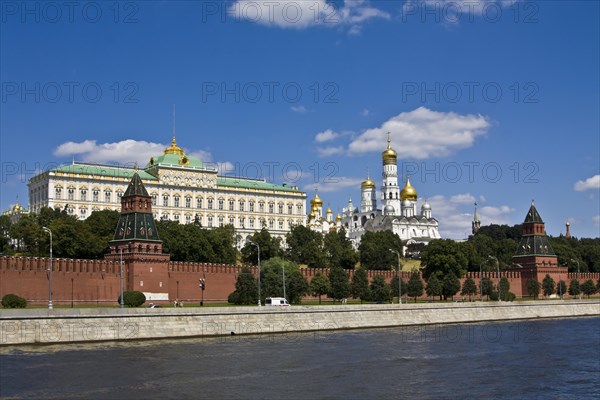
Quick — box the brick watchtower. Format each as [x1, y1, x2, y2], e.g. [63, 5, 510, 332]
[510, 200, 567, 295]
[105, 171, 170, 301]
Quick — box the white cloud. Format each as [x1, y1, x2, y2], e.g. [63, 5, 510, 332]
[303, 176, 364, 193]
[317, 146, 345, 157]
[450, 193, 476, 204]
[593, 215, 600, 226]
[574, 175, 600, 192]
[361, 108, 370, 117]
[315, 129, 341, 143]
[427, 194, 513, 239]
[53, 139, 234, 173]
[291, 105, 308, 113]
[54, 139, 165, 165]
[228, 0, 390, 33]
[347, 107, 490, 159]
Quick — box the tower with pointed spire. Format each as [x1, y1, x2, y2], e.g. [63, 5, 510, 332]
[512, 200, 558, 268]
[472, 202, 481, 235]
[381, 132, 401, 215]
[105, 171, 170, 299]
[361, 169, 377, 213]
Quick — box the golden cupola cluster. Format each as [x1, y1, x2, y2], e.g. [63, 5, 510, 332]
[400, 177, 418, 201]
[381, 132, 397, 165]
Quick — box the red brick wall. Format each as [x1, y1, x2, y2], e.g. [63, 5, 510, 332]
[1, 256, 598, 305]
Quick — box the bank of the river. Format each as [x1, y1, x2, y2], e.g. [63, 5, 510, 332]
[1, 300, 598, 345]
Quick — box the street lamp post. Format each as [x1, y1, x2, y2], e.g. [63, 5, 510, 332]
[282, 260, 286, 301]
[248, 240, 261, 306]
[389, 249, 402, 304]
[479, 264, 483, 301]
[119, 248, 124, 309]
[488, 255, 500, 302]
[42, 227, 53, 310]
[199, 278, 205, 306]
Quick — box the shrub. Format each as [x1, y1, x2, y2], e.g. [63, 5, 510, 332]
[228, 291, 240, 304]
[2, 294, 27, 308]
[117, 291, 146, 307]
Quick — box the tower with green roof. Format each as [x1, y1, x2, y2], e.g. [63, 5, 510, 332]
[105, 171, 170, 300]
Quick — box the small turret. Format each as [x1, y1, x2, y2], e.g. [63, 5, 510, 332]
[472, 202, 481, 235]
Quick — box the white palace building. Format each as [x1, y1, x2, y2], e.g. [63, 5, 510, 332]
[27, 137, 306, 244]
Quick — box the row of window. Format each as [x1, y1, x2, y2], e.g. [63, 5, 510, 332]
[153, 195, 302, 214]
[53, 187, 304, 215]
[158, 213, 300, 230]
[55, 187, 124, 202]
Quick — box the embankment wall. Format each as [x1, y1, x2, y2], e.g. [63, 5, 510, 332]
[1, 300, 598, 345]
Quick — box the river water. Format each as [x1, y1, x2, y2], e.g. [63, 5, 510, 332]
[1, 317, 599, 399]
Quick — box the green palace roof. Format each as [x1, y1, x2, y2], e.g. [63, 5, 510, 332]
[48, 163, 300, 193]
[52, 163, 157, 180]
[217, 176, 301, 192]
[45, 137, 304, 194]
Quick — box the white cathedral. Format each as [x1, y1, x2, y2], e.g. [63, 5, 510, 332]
[307, 134, 441, 248]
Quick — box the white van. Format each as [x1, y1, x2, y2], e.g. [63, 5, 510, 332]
[265, 297, 290, 306]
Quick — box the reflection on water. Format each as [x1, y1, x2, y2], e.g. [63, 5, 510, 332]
[1, 318, 599, 399]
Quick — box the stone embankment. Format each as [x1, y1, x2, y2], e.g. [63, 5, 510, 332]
[1, 300, 598, 345]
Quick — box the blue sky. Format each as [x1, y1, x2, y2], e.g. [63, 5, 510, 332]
[1, 0, 599, 239]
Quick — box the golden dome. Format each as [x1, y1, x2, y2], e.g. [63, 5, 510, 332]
[361, 176, 376, 189]
[335, 214, 342, 222]
[310, 192, 323, 207]
[326, 206, 332, 214]
[400, 177, 418, 201]
[164, 136, 185, 156]
[382, 132, 397, 165]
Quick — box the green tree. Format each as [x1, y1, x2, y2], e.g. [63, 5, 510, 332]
[83, 209, 120, 256]
[208, 225, 237, 264]
[581, 279, 597, 298]
[527, 279, 541, 299]
[442, 272, 461, 301]
[242, 228, 281, 264]
[323, 228, 357, 269]
[286, 225, 325, 268]
[0, 214, 13, 254]
[370, 275, 391, 303]
[327, 265, 350, 302]
[425, 274, 442, 301]
[350, 267, 370, 303]
[481, 277, 494, 300]
[407, 272, 424, 302]
[260, 257, 308, 304]
[542, 274, 556, 298]
[568, 280, 581, 298]
[421, 239, 468, 279]
[230, 266, 258, 305]
[309, 272, 330, 304]
[358, 231, 403, 270]
[498, 277, 510, 301]
[461, 277, 478, 301]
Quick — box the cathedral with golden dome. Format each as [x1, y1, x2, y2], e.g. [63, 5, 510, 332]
[309, 133, 440, 247]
